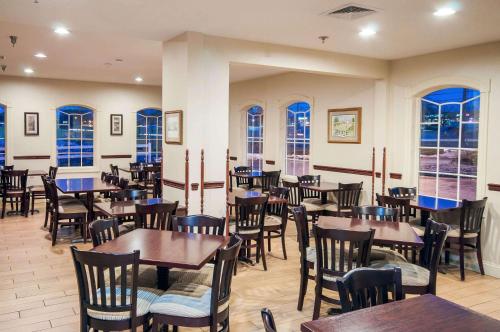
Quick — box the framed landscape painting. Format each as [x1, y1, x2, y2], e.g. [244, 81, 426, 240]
[328, 108, 362, 144]
[165, 110, 183, 144]
[24, 112, 39, 136]
[110, 114, 123, 136]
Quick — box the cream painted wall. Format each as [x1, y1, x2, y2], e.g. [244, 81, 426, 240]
[229, 72, 379, 204]
[0, 75, 161, 177]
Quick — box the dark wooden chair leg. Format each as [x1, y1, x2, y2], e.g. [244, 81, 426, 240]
[459, 239, 465, 281]
[51, 219, 58, 246]
[1, 197, 6, 219]
[281, 232, 287, 260]
[260, 238, 267, 271]
[267, 231, 272, 252]
[312, 283, 321, 320]
[31, 193, 35, 215]
[255, 239, 261, 264]
[297, 264, 308, 310]
[476, 236, 485, 275]
[44, 202, 50, 228]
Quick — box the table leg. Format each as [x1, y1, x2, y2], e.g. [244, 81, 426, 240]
[321, 192, 327, 205]
[157, 267, 170, 290]
[421, 210, 430, 227]
[248, 178, 254, 189]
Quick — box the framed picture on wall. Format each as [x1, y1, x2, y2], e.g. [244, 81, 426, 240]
[328, 108, 362, 144]
[165, 110, 183, 144]
[110, 114, 123, 136]
[24, 112, 39, 136]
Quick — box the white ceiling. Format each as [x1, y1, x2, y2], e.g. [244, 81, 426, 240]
[1, 0, 500, 85]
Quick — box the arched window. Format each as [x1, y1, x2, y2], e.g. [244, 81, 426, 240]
[137, 108, 162, 163]
[286, 102, 311, 176]
[419, 87, 479, 203]
[56, 105, 94, 167]
[0, 104, 5, 166]
[246, 105, 264, 170]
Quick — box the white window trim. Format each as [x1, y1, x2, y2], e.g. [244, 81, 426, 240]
[246, 106, 264, 170]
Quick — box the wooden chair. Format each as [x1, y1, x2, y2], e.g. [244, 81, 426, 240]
[261, 308, 277, 332]
[135, 202, 178, 231]
[153, 175, 162, 198]
[110, 164, 119, 177]
[129, 162, 142, 188]
[118, 178, 129, 190]
[444, 197, 487, 281]
[139, 166, 161, 193]
[29, 166, 58, 215]
[231, 195, 268, 273]
[41, 175, 76, 228]
[111, 189, 148, 202]
[371, 219, 448, 295]
[351, 205, 399, 222]
[150, 235, 243, 332]
[1, 169, 29, 218]
[234, 166, 251, 189]
[297, 175, 325, 222]
[283, 179, 319, 222]
[47, 179, 88, 246]
[291, 205, 315, 311]
[264, 186, 289, 259]
[388, 187, 417, 217]
[312, 224, 375, 319]
[259, 170, 281, 193]
[172, 215, 225, 236]
[336, 267, 403, 313]
[324, 182, 363, 217]
[71, 246, 162, 332]
[89, 218, 120, 247]
[376, 194, 411, 223]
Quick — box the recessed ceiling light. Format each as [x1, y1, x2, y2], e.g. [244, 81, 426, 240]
[434, 7, 456, 17]
[24, 68, 34, 74]
[34, 52, 47, 58]
[135, 76, 143, 83]
[359, 27, 376, 37]
[54, 26, 70, 35]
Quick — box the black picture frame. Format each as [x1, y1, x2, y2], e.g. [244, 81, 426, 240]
[110, 114, 123, 136]
[24, 112, 39, 136]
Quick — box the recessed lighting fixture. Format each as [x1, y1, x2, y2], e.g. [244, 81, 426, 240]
[54, 26, 70, 35]
[135, 76, 143, 83]
[24, 68, 34, 74]
[433, 7, 456, 17]
[34, 52, 47, 58]
[359, 27, 376, 37]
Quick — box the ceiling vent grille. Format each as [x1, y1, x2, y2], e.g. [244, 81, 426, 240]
[323, 4, 377, 20]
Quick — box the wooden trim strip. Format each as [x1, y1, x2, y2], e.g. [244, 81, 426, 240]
[390, 173, 402, 180]
[13, 155, 50, 160]
[314, 164, 374, 177]
[204, 181, 224, 189]
[163, 179, 185, 190]
[200, 149, 205, 214]
[265, 160, 276, 165]
[185, 149, 189, 214]
[191, 183, 199, 191]
[488, 183, 500, 192]
[229, 156, 237, 161]
[101, 154, 132, 159]
[371, 147, 375, 205]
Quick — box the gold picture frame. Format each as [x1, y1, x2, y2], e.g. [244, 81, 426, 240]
[164, 110, 183, 144]
[327, 108, 362, 144]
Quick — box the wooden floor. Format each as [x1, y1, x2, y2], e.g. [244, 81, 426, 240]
[1, 203, 500, 332]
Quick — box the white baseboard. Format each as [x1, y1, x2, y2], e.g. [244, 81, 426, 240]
[484, 261, 500, 278]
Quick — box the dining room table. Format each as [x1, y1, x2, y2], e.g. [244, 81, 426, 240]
[409, 195, 461, 225]
[93, 197, 187, 218]
[299, 181, 339, 204]
[93, 228, 230, 290]
[232, 170, 266, 189]
[300, 294, 500, 332]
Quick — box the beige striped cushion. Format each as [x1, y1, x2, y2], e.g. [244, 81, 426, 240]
[369, 247, 408, 263]
[87, 287, 162, 321]
[264, 215, 282, 227]
[229, 224, 260, 235]
[447, 226, 478, 239]
[370, 261, 430, 287]
[169, 264, 214, 287]
[150, 283, 228, 318]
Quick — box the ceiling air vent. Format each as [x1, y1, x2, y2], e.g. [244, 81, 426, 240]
[323, 4, 377, 20]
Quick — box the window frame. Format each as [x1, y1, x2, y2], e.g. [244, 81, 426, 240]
[136, 108, 162, 164]
[0, 103, 5, 167]
[285, 101, 311, 176]
[246, 105, 264, 171]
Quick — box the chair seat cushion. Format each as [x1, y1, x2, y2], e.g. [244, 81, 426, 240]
[28, 185, 45, 194]
[150, 283, 228, 318]
[301, 201, 326, 212]
[264, 215, 282, 227]
[369, 247, 408, 263]
[306, 246, 316, 263]
[447, 226, 478, 239]
[87, 287, 162, 321]
[118, 222, 136, 234]
[169, 264, 214, 287]
[58, 202, 88, 214]
[5, 189, 26, 195]
[370, 261, 430, 287]
[229, 224, 260, 235]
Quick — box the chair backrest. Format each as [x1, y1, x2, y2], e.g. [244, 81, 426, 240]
[101, 171, 108, 182]
[313, 224, 374, 281]
[337, 182, 363, 210]
[210, 235, 242, 318]
[1, 169, 28, 193]
[153, 175, 162, 198]
[388, 187, 416, 199]
[261, 308, 277, 332]
[41, 175, 55, 213]
[291, 205, 310, 259]
[234, 196, 268, 234]
[336, 267, 403, 313]
[376, 194, 410, 223]
[351, 205, 399, 222]
[46, 179, 62, 214]
[48, 166, 58, 179]
[234, 166, 251, 187]
[118, 178, 129, 190]
[111, 189, 148, 202]
[172, 214, 225, 235]
[282, 180, 300, 206]
[70, 246, 140, 326]
[89, 218, 120, 247]
[142, 166, 161, 185]
[110, 164, 119, 177]
[419, 219, 448, 294]
[460, 197, 487, 234]
[129, 163, 141, 181]
[135, 202, 178, 231]
[267, 186, 289, 219]
[298, 175, 321, 200]
[261, 171, 281, 193]
[2, 165, 14, 171]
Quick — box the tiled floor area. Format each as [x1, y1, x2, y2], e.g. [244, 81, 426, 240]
[1, 204, 500, 331]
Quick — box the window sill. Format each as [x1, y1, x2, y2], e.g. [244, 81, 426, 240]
[57, 167, 100, 175]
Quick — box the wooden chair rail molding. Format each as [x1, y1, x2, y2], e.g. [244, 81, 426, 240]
[163, 179, 185, 190]
[488, 183, 500, 192]
[191, 182, 224, 190]
[229, 156, 237, 161]
[265, 160, 276, 165]
[13, 155, 50, 160]
[101, 154, 132, 159]
[313, 165, 403, 180]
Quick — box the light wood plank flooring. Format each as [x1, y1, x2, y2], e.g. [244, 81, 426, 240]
[0, 203, 499, 331]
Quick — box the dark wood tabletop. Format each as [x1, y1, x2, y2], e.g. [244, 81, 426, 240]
[301, 294, 500, 332]
[94, 198, 187, 217]
[233, 171, 265, 178]
[317, 216, 424, 248]
[227, 191, 287, 206]
[93, 228, 229, 270]
[299, 182, 339, 192]
[410, 195, 461, 212]
[55, 177, 121, 193]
